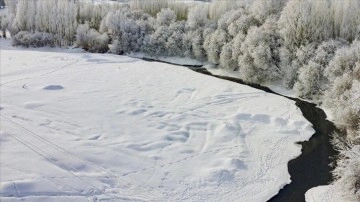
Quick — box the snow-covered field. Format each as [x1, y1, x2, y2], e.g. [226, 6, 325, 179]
[0, 44, 315, 201]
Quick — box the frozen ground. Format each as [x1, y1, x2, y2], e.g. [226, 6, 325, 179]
[0, 43, 315, 201]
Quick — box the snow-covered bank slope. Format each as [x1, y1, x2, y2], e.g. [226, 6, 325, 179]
[0, 48, 314, 201]
[306, 185, 344, 202]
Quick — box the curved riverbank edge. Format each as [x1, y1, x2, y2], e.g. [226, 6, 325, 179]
[190, 67, 339, 202]
[135, 55, 339, 202]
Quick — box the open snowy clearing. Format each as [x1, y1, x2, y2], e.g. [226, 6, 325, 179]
[0, 47, 314, 201]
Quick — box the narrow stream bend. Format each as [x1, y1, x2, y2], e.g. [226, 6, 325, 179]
[189, 67, 339, 202]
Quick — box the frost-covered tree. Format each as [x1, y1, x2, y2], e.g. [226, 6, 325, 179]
[0, 15, 8, 38]
[279, 43, 317, 89]
[102, 8, 153, 54]
[294, 61, 323, 99]
[203, 28, 228, 64]
[12, 0, 29, 32]
[279, 0, 360, 49]
[130, 0, 169, 17]
[143, 20, 187, 56]
[143, 19, 188, 57]
[156, 8, 176, 27]
[183, 5, 212, 60]
[332, 132, 360, 201]
[165, 21, 187, 56]
[187, 5, 209, 29]
[237, 18, 282, 83]
[250, 0, 287, 23]
[332, 0, 360, 42]
[10, 0, 78, 46]
[325, 41, 360, 81]
[294, 40, 347, 99]
[5, 0, 17, 15]
[209, 0, 243, 20]
[324, 42, 360, 134]
[279, 0, 337, 49]
[78, 3, 118, 30]
[231, 32, 246, 65]
[219, 41, 237, 69]
[183, 29, 206, 60]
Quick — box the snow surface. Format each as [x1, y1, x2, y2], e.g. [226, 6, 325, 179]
[0, 44, 315, 201]
[305, 185, 344, 202]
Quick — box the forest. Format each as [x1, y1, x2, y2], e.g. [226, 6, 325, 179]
[0, 0, 359, 200]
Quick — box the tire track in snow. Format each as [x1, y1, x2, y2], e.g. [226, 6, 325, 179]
[0, 59, 79, 87]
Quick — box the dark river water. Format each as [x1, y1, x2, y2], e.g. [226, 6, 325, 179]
[139, 57, 339, 202]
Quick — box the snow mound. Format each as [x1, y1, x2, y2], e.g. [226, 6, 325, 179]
[42, 85, 64, 90]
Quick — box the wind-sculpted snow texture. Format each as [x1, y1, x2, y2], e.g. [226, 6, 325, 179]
[0, 49, 314, 201]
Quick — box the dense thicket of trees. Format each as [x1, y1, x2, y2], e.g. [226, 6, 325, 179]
[2, 0, 360, 199]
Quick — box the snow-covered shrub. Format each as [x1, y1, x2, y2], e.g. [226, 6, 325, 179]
[76, 23, 109, 53]
[12, 31, 56, 47]
[294, 40, 347, 99]
[237, 18, 282, 83]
